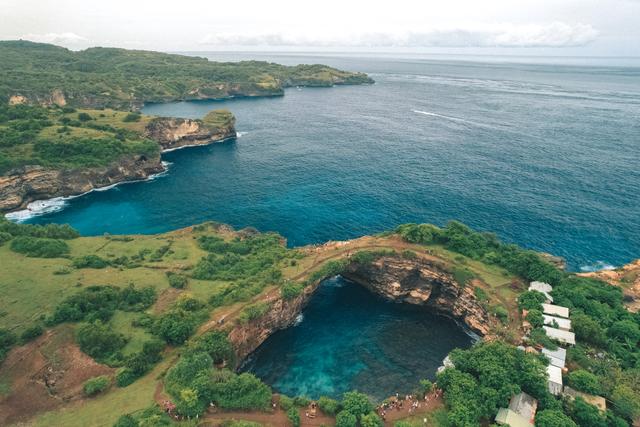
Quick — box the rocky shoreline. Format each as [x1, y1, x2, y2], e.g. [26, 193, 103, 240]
[0, 115, 236, 213]
[228, 254, 491, 366]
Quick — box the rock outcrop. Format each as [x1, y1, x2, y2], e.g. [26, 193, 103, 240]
[0, 154, 164, 212]
[0, 114, 236, 212]
[342, 256, 491, 336]
[229, 255, 490, 365]
[144, 114, 236, 151]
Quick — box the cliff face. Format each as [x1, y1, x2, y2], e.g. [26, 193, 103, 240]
[1, 116, 236, 213]
[342, 256, 491, 336]
[228, 283, 320, 364]
[0, 154, 164, 212]
[144, 115, 236, 151]
[230, 255, 490, 365]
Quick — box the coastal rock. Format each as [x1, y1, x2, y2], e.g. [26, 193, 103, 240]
[144, 114, 236, 151]
[342, 256, 491, 336]
[0, 155, 164, 212]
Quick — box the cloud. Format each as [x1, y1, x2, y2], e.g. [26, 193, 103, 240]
[200, 22, 598, 48]
[18, 32, 89, 46]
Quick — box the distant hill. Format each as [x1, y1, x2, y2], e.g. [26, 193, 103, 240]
[0, 40, 373, 110]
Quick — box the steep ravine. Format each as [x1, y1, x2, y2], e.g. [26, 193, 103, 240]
[0, 116, 236, 212]
[229, 255, 490, 365]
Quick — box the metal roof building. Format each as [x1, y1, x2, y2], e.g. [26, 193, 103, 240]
[542, 303, 569, 319]
[529, 281, 553, 302]
[543, 326, 576, 345]
[495, 392, 537, 427]
[543, 314, 572, 331]
[542, 347, 567, 369]
[547, 365, 564, 395]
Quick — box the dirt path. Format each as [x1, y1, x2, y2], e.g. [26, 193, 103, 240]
[203, 407, 335, 426]
[378, 393, 444, 426]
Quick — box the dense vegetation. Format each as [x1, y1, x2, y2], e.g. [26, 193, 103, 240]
[0, 40, 373, 110]
[0, 103, 159, 173]
[398, 221, 640, 426]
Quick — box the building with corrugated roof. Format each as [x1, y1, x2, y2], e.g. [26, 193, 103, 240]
[543, 314, 572, 331]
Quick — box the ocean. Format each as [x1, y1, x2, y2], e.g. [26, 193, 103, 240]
[20, 53, 640, 271]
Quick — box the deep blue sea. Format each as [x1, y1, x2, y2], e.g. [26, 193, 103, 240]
[21, 53, 640, 271]
[240, 276, 473, 400]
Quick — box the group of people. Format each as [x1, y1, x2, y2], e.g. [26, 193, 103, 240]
[376, 389, 442, 421]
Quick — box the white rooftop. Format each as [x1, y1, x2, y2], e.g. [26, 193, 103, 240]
[542, 347, 567, 368]
[543, 314, 572, 331]
[529, 282, 553, 302]
[542, 303, 569, 319]
[547, 365, 563, 395]
[543, 326, 576, 345]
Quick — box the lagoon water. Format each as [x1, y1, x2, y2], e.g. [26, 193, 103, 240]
[24, 53, 640, 271]
[240, 276, 473, 400]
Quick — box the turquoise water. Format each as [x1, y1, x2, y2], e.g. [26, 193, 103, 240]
[23, 54, 640, 271]
[240, 276, 473, 400]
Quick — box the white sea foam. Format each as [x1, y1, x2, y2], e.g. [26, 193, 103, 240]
[236, 131, 248, 138]
[293, 314, 304, 326]
[5, 161, 172, 222]
[579, 261, 617, 272]
[412, 109, 487, 128]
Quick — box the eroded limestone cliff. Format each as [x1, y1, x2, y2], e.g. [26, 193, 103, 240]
[0, 116, 236, 212]
[229, 254, 490, 365]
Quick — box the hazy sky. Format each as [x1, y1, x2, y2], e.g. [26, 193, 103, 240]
[1, 0, 639, 56]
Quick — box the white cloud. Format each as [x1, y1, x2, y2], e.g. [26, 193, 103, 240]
[199, 22, 598, 48]
[18, 32, 89, 47]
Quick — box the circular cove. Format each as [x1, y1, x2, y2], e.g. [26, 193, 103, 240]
[240, 276, 474, 400]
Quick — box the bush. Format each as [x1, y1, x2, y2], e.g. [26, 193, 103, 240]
[360, 412, 383, 427]
[214, 372, 272, 411]
[76, 321, 127, 360]
[20, 325, 44, 342]
[526, 309, 544, 328]
[0, 231, 12, 245]
[190, 331, 235, 366]
[567, 370, 602, 395]
[492, 305, 509, 324]
[73, 254, 110, 269]
[335, 410, 358, 427]
[166, 272, 188, 289]
[83, 375, 110, 396]
[281, 282, 303, 300]
[238, 302, 270, 324]
[123, 113, 141, 122]
[287, 407, 300, 427]
[535, 409, 578, 427]
[10, 236, 69, 258]
[341, 391, 373, 419]
[0, 328, 17, 361]
[318, 396, 341, 415]
[78, 112, 93, 121]
[518, 290, 547, 310]
[279, 395, 294, 411]
[611, 384, 640, 421]
[152, 299, 208, 345]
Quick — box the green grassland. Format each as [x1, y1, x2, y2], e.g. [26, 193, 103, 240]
[0, 40, 373, 110]
[0, 104, 233, 174]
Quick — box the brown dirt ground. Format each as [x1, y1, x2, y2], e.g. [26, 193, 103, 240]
[0, 326, 113, 426]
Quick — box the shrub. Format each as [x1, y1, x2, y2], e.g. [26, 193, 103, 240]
[492, 305, 509, 323]
[567, 370, 602, 395]
[238, 302, 270, 324]
[535, 409, 578, 427]
[318, 396, 341, 415]
[20, 325, 44, 342]
[76, 321, 127, 360]
[0, 328, 17, 361]
[166, 272, 188, 289]
[526, 309, 544, 328]
[293, 396, 311, 407]
[73, 254, 110, 269]
[401, 249, 417, 259]
[10, 236, 69, 258]
[83, 375, 110, 396]
[78, 112, 93, 121]
[287, 407, 300, 427]
[571, 313, 607, 347]
[190, 331, 235, 366]
[611, 384, 640, 421]
[0, 231, 12, 245]
[335, 410, 357, 427]
[281, 282, 303, 300]
[341, 391, 373, 419]
[518, 290, 547, 310]
[360, 412, 383, 427]
[123, 113, 141, 122]
[279, 395, 294, 411]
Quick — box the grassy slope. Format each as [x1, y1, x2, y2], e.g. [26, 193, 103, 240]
[0, 225, 517, 426]
[0, 40, 373, 109]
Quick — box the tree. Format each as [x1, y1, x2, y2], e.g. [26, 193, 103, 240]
[518, 290, 547, 310]
[341, 391, 373, 419]
[611, 385, 640, 421]
[608, 320, 640, 346]
[567, 370, 602, 395]
[535, 409, 578, 427]
[83, 375, 110, 396]
[76, 321, 126, 360]
[335, 410, 357, 427]
[175, 388, 205, 417]
[287, 407, 300, 427]
[191, 331, 235, 365]
[572, 313, 607, 347]
[568, 397, 607, 427]
[360, 412, 383, 427]
[318, 396, 341, 415]
[526, 309, 544, 328]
